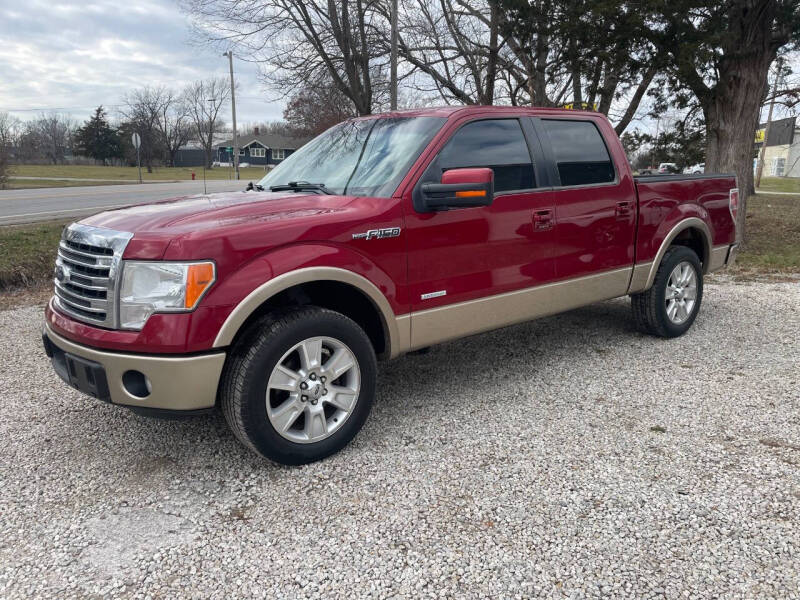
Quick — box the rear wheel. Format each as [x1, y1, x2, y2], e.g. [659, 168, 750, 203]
[631, 245, 703, 338]
[220, 306, 377, 465]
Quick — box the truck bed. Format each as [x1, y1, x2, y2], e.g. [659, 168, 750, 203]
[633, 172, 737, 267]
[634, 173, 735, 183]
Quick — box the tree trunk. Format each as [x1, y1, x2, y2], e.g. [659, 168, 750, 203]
[530, 32, 549, 105]
[703, 52, 773, 238]
[569, 38, 582, 106]
[613, 64, 658, 136]
[482, 2, 499, 105]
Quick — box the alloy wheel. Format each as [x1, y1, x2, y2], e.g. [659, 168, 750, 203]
[665, 261, 698, 324]
[266, 336, 361, 444]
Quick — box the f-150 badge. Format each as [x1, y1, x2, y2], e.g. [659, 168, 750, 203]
[352, 227, 401, 240]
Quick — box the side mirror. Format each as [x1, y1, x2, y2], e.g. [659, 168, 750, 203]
[420, 167, 494, 211]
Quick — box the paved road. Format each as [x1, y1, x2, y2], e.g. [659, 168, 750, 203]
[0, 180, 248, 225]
[8, 176, 184, 183]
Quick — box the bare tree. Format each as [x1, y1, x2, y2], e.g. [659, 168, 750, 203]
[0, 148, 7, 188]
[393, 0, 660, 134]
[32, 114, 75, 164]
[182, 0, 387, 116]
[283, 81, 358, 136]
[121, 87, 167, 172]
[0, 112, 22, 153]
[183, 78, 229, 168]
[392, 0, 506, 105]
[154, 92, 193, 167]
[239, 121, 296, 137]
[0, 112, 19, 185]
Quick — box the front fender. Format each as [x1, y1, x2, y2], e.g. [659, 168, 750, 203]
[203, 243, 406, 356]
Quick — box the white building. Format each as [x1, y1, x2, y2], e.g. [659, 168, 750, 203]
[756, 116, 800, 178]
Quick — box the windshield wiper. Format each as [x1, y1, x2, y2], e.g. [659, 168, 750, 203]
[269, 181, 335, 195]
[245, 181, 264, 191]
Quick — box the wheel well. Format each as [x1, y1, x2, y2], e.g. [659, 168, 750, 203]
[670, 227, 708, 268]
[232, 280, 388, 358]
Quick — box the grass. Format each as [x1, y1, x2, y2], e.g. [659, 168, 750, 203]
[0, 220, 67, 291]
[733, 193, 800, 273]
[9, 164, 269, 182]
[0, 193, 797, 294]
[756, 177, 800, 194]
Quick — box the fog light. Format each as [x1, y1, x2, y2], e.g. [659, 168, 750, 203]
[122, 370, 152, 398]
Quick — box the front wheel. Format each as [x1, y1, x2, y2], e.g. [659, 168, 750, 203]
[220, 306, 377, 465]
[631, 245, 704, 338]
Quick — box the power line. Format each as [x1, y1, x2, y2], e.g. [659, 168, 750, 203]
[2, 97, 280, 112]
[0, 104, 125, 112]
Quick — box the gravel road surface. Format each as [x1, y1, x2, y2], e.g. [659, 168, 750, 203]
[1, 280, 798, 599]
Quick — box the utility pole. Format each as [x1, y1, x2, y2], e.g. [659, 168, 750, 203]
[756, 59, 784, 188]
[651, 116, 661, 170]
[390, 0, 398, 110]
[204, 98, 215, 195]
[224, 51, 240, 180]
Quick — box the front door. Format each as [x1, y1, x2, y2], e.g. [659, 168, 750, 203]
[403, 117, 557, 346]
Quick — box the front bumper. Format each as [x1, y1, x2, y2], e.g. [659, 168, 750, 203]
[43, 323, 226, 412]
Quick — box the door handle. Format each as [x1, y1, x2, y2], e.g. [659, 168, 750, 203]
[615, 201, 633, 219]
[533, 208, 554, 231]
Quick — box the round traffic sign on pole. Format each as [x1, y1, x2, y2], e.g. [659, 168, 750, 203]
[132, 133, 142, 184]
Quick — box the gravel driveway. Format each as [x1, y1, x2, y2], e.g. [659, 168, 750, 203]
[1, 280, 799, 599]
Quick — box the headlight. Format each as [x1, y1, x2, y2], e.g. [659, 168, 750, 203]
[119, 261, 215, 330]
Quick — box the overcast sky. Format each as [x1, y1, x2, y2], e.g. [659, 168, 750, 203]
[0, 0, 285, 126]
[1, 0, 796, 136]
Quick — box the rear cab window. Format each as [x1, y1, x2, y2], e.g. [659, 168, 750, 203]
[436, 119, 536, 193]
[540, 119, 615, 187]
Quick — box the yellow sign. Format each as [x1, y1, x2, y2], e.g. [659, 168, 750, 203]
[562, 102, 598, 111]
[755, 128, 765, 143]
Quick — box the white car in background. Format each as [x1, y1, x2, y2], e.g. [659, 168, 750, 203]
[684, 163, 705, 174]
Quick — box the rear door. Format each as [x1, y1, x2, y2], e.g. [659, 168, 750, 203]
[404, 116, 557, 312]
[533, 117, 637, 284]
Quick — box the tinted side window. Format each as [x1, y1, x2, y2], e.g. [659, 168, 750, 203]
[542, 119, 615, 186]
[438, 119, 535, 192]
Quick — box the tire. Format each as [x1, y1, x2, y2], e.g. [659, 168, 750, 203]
[631, 245, 704, 338]
[220, 306, 377, 465]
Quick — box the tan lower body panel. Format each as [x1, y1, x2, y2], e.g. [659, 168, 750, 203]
[707, 244, 730, 272]
[628, 244, 733, 295]
[406, 267, 632, 351]
[45, 324, 226, 410]
[627, 262, 654, 294]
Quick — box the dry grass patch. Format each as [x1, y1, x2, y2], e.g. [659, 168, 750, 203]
[0, 221, 66, 291]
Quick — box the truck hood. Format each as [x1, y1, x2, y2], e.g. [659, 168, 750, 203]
[79, 190, 395, 260]
[82, 190, 352, 234]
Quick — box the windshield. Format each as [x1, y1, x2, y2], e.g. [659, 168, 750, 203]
[258, 116, 446, 197]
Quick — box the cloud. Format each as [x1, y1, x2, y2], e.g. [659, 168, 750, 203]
[0, 0, 284, 124]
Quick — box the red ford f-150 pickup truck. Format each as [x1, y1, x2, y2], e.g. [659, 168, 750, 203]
[42, 106, 739, 464]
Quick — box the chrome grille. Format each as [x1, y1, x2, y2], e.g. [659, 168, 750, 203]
[53, 223, 133, 328]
